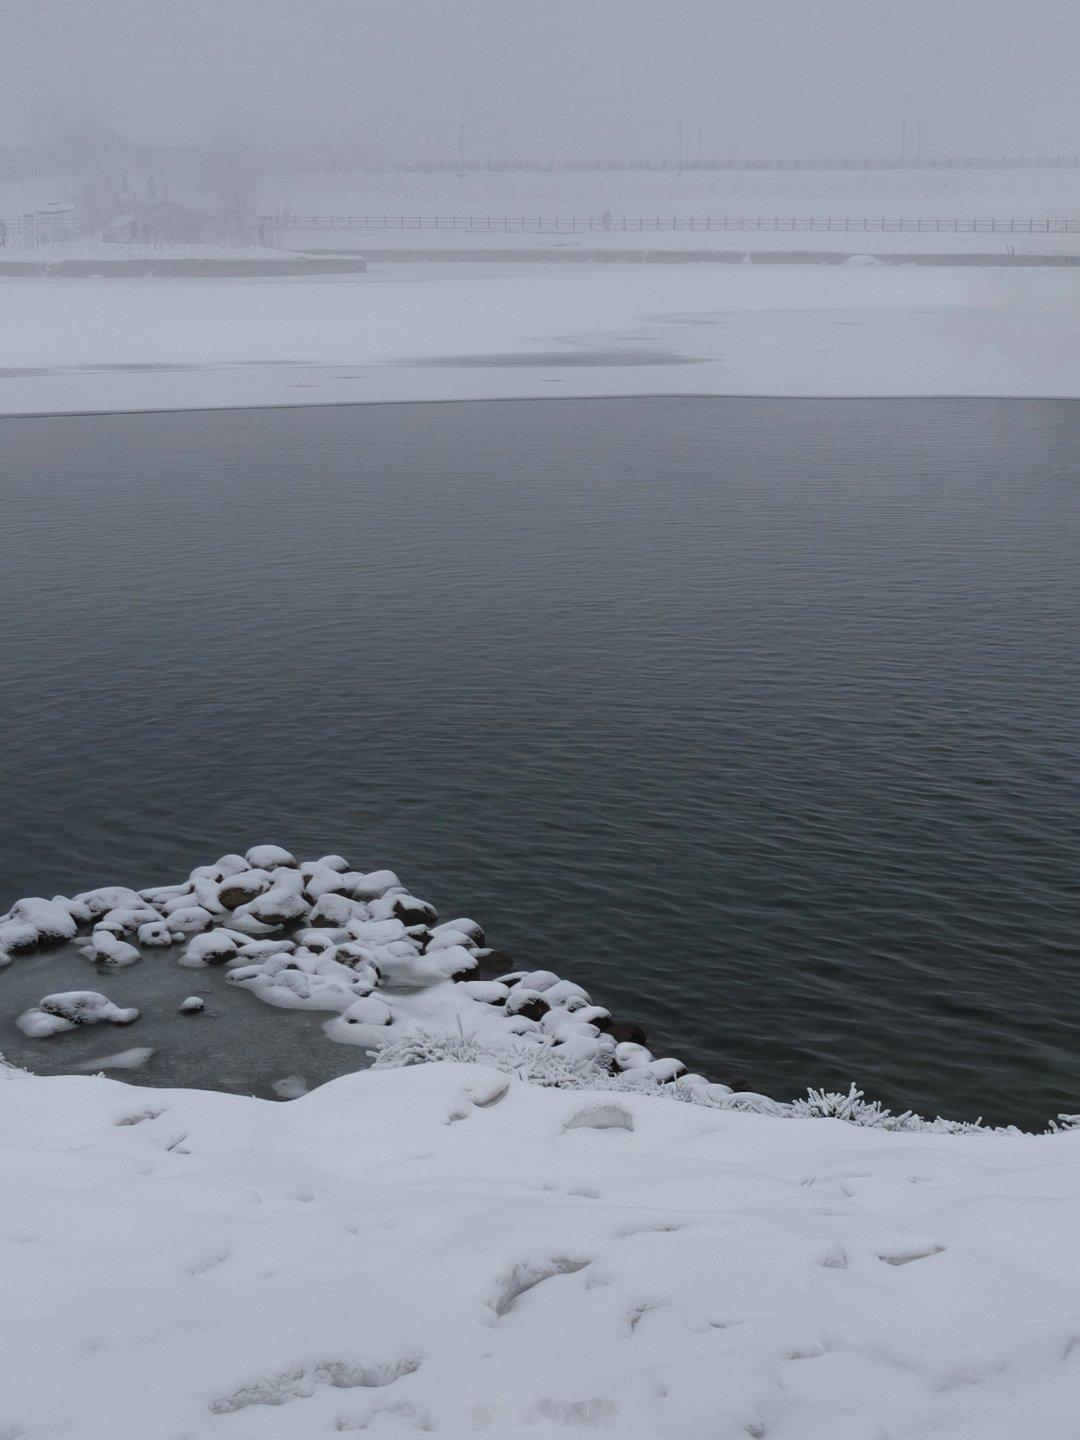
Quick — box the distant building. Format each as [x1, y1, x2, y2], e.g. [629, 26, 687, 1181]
[103, 200, 209, 244]
[32, 203, 76, 241]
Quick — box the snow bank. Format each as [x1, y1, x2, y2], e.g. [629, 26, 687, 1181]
[1, 1058, 1079, 1439]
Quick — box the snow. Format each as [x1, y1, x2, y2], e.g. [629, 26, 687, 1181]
[16, 990, 140, 1036]
[3, 258, 1080, 416]
[4, 845, 1080, 1432]
[2, 1057, 1080, 1438]
[262, 164, 1080, 232]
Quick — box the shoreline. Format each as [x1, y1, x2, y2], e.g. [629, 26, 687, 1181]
[2, 845, 1074, 1134]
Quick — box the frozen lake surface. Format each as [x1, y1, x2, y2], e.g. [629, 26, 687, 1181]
[2, 397, 1079, 1125]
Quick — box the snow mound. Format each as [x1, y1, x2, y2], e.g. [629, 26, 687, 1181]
[1, 1060, 1079, 1439]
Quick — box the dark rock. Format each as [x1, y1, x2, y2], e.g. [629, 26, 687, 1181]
[218, 876, 269, 910]
[607, 1019, 649, 1047]
[392, 897, 438, 928]
[506, 991, 550, 1022]
[471, 948, 515, 979]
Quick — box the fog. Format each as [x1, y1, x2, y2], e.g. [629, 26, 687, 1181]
[3, 0, 1080, 165]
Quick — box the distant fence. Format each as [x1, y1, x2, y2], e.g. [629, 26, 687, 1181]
[280, 213, 1080, 236]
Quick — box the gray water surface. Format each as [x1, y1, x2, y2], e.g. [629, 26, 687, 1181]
[2, 398, 1079, 1126]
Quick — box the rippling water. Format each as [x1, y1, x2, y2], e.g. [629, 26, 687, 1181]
[2, 398, 1079, 1126]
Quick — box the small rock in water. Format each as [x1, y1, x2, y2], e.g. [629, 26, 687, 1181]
[341, 995, 392, 1027]
[81, 929, 141, 968]
[0, 920, 40, 955]
[271, 1074, 310, 1099]
[71, 1047, 155, 1072]
[17, 991, 140, 1037]
[137, 920, 175, 948]
[179, 996, 205, 1014]
[505, 989, 551, 1022]
[314, 854, 351, 873]
[608, 1019, 650, 1047]
[216, 871, 271, 910]
[163, 905, 214, 935]
[179, 932, 239, 968]
[8, 897, 78, 947]
[350, 869, 401, 901]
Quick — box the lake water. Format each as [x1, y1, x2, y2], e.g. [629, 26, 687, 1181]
[2, 397, 1078, 1126]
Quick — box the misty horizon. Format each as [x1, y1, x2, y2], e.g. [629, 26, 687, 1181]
[4, 0, 1080, 166]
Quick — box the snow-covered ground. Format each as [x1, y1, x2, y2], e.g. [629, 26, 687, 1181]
[264, 165, 1080, 228]
[3, 259, 1080, 414]
[3, 1056, 1080, 1439]
[283, 223, 1079, 257]
[3, 164, 1077, 412]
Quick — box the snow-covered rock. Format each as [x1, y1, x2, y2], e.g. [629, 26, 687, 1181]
[80, 929, 141, 968]
[178, 931, 240, 968]
[245, 844, 297, 869]
[17, 990, 140, 1036]
[6, 896, 78, 946]
[137, 919, 175, 947]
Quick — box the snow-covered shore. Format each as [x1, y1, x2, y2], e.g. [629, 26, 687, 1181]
[3, 259, 1080, 416]
[0, 846, 702, 1098]
[3, 1058, 1080, 1439]
[5, 848, 1080, 1435]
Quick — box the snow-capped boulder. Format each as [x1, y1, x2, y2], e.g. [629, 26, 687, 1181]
[505, 989, 550, 1022]
[216, 871, 271, 910]
[18, 991, 139, 1036]
[72, 886, 145, 919]
[341, 995, 392, 1027]
[368, 893, 438, 927]
[80, 929, 141, 968]
[0, 920, 40, 954]
[245, 844, 297, 869]
[162, 905, 214, 935]
[9, 897, 79, 946]
[96, 905, 161, 937]
[179, 931, 240, 968]
[430, 917, 485, 946]
[235, 886, 309, 927]
[308, 893, 367, 928]
[348, 869, 401, 901]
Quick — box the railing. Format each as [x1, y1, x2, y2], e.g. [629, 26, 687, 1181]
[279, 214, 1080, 236]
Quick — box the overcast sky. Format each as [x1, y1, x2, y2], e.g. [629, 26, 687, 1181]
[3, 0, 1079, 162]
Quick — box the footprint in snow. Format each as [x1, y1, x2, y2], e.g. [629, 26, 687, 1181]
[563, 1104, 634, 1132]
[877, 1242, 946, 1266]
[489, 1257, 592, 1321]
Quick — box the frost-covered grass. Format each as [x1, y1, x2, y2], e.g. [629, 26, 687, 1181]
[374, 1030, 1080, 1136]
